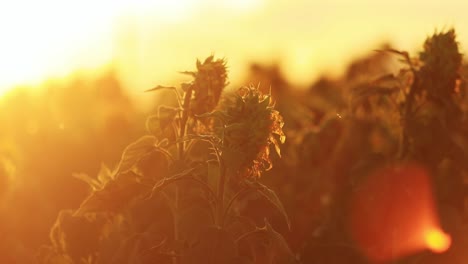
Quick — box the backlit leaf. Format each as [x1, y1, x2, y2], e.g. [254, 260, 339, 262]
[115, 136, 157, 175]
[75, 171, 148, 215]
[247, 181, 291, 230]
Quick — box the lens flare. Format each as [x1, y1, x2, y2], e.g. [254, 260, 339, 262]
[0, 0, 202, 94]
[425, 229, 451, 253]
[348, 164, 451, 263]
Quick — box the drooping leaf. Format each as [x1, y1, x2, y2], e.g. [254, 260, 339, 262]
[159, 106, 180, 129]
[75, 171, 149, 215]
[145, 85, 177, 93]
[239, 219, 296, 264]
[225, 215, 257, 243]
[73, 164, 115, 191]
[263, 219, 296, 263]
[115, 136, 157, 175]
[97, 163, 114, 186]
[248, 182, 291, 230]
[146, 115, 162, 136]
[185, 138, 217, 165]
[146, 106, 180, 137]
[72, 172, 101, 191]
[372, 73, 400, 87]
[134, 149, 170, 181]
[195, 110, 226, 123]
[147, 168, 216, 204]
[375, 48, 411, 63]
[179, 71, 197, 77]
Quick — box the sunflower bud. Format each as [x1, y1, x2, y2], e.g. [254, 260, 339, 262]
[418, 29, 462, 98]
[217, 86, 285, 179]
[190, 56, 228, 115]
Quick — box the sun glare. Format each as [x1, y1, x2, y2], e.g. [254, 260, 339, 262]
[425, 228, 451, 253]
[0, 0, 118, 91]
[0, 0, 202, 95]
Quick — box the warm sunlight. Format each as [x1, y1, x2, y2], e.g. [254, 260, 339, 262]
[2, 2, 468, 263]
[425, 229, 451, 253]
[2, 0, 467, 97]
[0, 0, 204, 94]
[128, 0, 200, 22]
[0, 0, 116, 92]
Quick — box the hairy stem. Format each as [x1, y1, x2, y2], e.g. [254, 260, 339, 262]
[216, 160, 227, 227]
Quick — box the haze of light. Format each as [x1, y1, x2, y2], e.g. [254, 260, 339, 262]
[1, 0, 468, 98]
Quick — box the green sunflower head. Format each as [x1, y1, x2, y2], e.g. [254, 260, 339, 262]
[217, 86, 285, 179]
[418, 29, 462, 97]
[190, 56, 228, 115]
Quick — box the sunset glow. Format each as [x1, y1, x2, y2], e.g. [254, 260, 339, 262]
[0, 2, 467, 262]
[1, 0, 468, 97]
[0, 0, 206, 93]
[0, 0, 118, 91]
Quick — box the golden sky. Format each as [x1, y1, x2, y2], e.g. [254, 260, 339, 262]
[1, 0, 467, 95]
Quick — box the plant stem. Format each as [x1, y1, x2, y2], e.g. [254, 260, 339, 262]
[399, 73, 419, 159]
[216, 160, 227, 227]
[173, 186, 179, 251]
[179, 86, 194, 160]
[172, 86, 193, 264]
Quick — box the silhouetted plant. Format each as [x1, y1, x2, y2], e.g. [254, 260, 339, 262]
[38, 56, 295, 264]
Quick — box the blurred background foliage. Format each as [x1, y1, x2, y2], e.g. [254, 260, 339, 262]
[1, 32, 467, 262]
[1, 1, 468, 262]
[0, 71, 144, 262]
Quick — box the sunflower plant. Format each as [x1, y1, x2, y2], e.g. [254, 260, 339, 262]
[38, 56, 296, 264]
